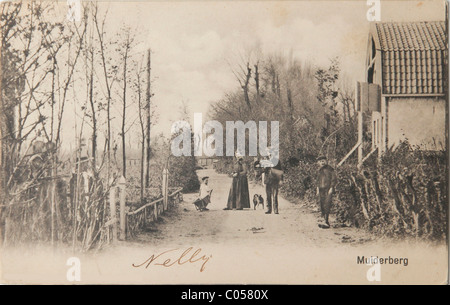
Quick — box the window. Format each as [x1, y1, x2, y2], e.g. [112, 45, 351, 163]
[372, 112, 382, 149]
[368, 38, 376, 83]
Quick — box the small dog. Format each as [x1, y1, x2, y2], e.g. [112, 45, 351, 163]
[253, 194, 264, 210]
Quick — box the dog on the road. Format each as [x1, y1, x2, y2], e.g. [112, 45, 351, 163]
[253, 194, 264, 210]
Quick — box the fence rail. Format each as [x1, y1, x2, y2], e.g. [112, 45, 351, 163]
[127, 187, 183, 216]
[126, 187, 183, 238]
[105, 168, 183, 242]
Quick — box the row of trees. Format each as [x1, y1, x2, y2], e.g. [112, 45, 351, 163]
[211, 49, 447, 240]
[0, 1, 158, 249]
[210, 50, 358, 168]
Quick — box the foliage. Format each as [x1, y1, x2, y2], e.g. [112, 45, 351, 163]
[279, 161, 317, 202]
[277, 142, 447, 241]
[210, 52, 358, 169]
[0, 1, 198, 250]
[333, 142, 447, 240]
[211, 49, 447, 242]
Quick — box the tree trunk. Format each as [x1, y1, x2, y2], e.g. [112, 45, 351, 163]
[145, 49, 151, 188]
[241, 62, 251, 110]
[136, 66, 145, 204]
[121, 43, 128, 178]
[254, 63, 260, 104]
[89, 49, 97, 169]
[140, 134, 145, 202]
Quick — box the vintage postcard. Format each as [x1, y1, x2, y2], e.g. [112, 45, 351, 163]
[0, 0, 448, 288]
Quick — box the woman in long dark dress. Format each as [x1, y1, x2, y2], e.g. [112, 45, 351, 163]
[224, 155, 250, 210]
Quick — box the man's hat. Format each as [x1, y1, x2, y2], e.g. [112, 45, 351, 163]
[316, 155, 327, 161]
[202, 176, 209, 181]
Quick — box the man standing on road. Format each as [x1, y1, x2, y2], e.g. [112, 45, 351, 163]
[259, 147, 283, 215]
[316, 155, 337, 228]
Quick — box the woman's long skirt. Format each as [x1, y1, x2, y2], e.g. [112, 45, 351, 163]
[226, 175, 251, 209]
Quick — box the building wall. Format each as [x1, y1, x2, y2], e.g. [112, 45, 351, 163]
[381, 96, 387, 154]
[387, 97, 445, 150]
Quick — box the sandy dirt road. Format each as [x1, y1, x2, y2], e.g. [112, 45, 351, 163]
[1, 167, 447, 285]
[130, 167, 373, 249]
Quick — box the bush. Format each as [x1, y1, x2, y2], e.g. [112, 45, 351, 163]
[333, 142, 447, 240]
[279, 161, 317, 204]
[168, 155, 200, 193]
[333, 164, 367, 228]
[213, 157, 234, 175]
[212, 141, 447, 241]
[272, 141, 447, 241]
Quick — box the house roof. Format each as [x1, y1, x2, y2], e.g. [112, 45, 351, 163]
[370, 21, 447, 95]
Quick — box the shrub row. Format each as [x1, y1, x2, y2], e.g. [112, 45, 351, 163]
[216, 142, 447, 240]
[278, 143, 447, 240]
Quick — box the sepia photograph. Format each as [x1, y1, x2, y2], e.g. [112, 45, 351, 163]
[0, 0, 448, 287]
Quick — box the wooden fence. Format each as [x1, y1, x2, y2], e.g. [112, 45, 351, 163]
[106, 168, 183, 242]
[126, 187, 183, 238]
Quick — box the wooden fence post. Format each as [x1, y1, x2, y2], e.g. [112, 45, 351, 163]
[109, 179, 117, 242]
[119, 175, 126, 240]
[162, 168, 169, 210]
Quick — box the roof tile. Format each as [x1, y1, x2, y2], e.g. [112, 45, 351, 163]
[373, 21, 446, 95]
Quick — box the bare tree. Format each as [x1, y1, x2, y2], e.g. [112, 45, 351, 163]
[145, 49, 152, 188]
[132, 51, 157, 202]
[117, 27, 134, 177]
[135, 58, 146, 202]
[254, 61, 261, 104]
[0, 1, 90, 245]
[232, 61, 252, 110]
[93, 2, 118, 176]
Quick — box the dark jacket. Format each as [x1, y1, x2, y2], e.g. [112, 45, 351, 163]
[317, 164, 337, 190]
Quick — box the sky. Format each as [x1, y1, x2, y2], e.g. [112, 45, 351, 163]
[104, 0, 445, 135]
[48, 0, 446, 152]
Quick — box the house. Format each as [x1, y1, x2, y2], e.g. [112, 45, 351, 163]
[363, 21, 447, 153]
